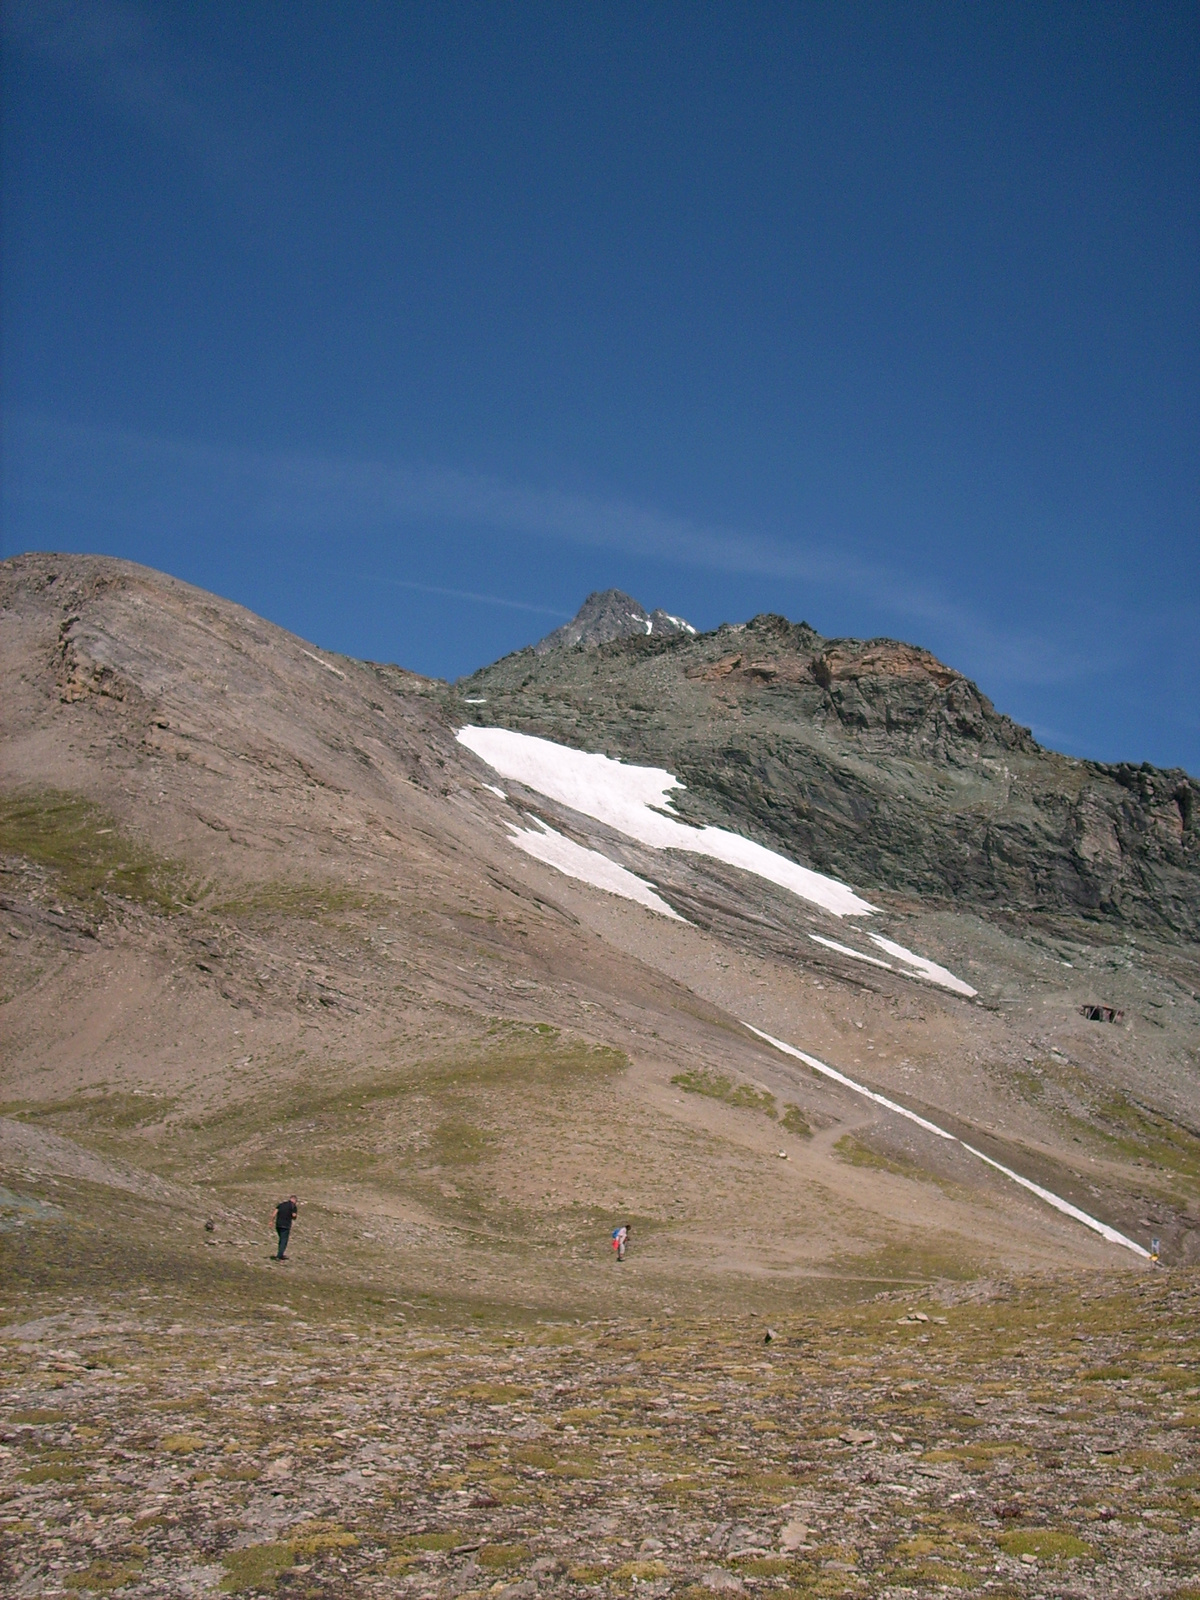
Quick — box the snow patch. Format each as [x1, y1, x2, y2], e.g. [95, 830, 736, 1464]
[744, 1025, 1149, 1259]
[809, 934, 892, 970]
[301, 649, 345, 679]
[482, 783, 506, 799]
[508, 818, 684, 920]
[867, 934, 977, 997]
[810, 933, 976, 996]
[456, 726, 876, 918]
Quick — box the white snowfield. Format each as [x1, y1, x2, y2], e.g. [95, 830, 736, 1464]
[810, 932, 978, 997]
[459, 727, 976, 994]
[507, 817, 684, 920]
[867, 933, 977, 997]
[744, 1025, 1150, 1260]
[809, 933, 892, 969]
[457, 726, 876, 918]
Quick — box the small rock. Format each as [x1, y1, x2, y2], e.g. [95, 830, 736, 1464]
[764, 1328, 776, 1344]
[701, 1569, 744, 1593]
[780, 1520, 811, 1551]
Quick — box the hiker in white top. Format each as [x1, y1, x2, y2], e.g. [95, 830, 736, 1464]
[612, 1224, 630, 1261]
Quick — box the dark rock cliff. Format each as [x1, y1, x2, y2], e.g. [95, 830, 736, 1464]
[453, 610, 1200, 940]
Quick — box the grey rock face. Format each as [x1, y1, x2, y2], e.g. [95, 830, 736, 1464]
[534, 590, 695, 655]
[458, 611, 1200, 939]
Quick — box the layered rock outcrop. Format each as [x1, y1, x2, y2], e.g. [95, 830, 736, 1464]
[457, 608, 1199, 939]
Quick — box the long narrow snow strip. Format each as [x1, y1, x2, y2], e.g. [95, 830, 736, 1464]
[302, 649, 345, 679]
[508, 820, 685, 920]
[743, 1024, 1151, 1259]
[457, 725, 876, 917]
[810, 934, 893, 970]
[743, 1025, 954, 1139]
[958, 1143, 1149, 1256]
[867, 934, 977, 997]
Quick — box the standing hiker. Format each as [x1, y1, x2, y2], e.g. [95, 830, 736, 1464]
[612, 1223, 630, 1262]
[274, 1195, 298, 1260]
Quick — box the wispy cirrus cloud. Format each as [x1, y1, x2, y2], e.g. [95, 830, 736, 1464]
[2, 0, 270, 192]
[369, 578, 570, 620]
[2, 411, 1115, 690]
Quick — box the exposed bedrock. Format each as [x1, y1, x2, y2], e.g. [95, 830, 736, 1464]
[455, 610, 1199, 939]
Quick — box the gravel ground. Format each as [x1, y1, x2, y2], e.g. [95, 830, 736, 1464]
[2, 1271, 1197, 1599]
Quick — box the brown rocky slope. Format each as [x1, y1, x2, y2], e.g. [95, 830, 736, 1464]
[1, 550, 1198, 1312]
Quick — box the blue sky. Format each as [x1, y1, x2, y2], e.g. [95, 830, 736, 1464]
[2, 1, 1197, 771]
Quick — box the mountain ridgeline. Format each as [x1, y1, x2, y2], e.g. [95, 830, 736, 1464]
[452, 594, 1199, 940]
[533, 588, 697, 654]
[3, 554, 1199, 1293]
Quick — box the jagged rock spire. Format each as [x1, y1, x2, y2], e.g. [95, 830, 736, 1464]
[534, 590, 695, 655]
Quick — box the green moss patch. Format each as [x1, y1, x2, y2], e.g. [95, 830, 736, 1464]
[220, 1525, 357, 1591]
[23, 1460, 84, 1483]
[0, 790, 199, 914]
[671, 1068, 777, 1118]
[398, 1531, 461, 1552]
[477, 1543, 531, 1569]
[781, 1104, 813, 1136]
[220, 1541, 296, 1592]
[64, 1558, 145, 1593]
[834, 1134, 933, 1182]
[613, 1559, 669, 1581]
[997, 1529, 1091, 1561]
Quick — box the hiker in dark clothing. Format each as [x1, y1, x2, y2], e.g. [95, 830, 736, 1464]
[274, 1196, 298, 1260]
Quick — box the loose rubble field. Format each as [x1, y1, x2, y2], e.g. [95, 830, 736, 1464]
[2, 1270, 1197, 1600]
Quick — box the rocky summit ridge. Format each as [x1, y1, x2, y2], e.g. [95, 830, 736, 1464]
[534, 588, 696, 654]
[458, 597, 1200, 942]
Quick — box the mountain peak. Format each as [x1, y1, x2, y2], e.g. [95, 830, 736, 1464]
[534, 589, 695, 655]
